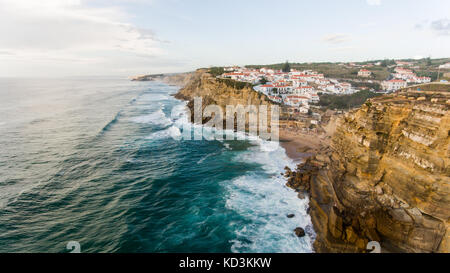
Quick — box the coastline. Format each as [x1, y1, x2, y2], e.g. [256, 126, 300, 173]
[169, 82, 315, 252]
[139, 71, 450, 253]
[279, 129, 326, 162]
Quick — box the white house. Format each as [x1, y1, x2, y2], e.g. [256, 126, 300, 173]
[309, 94, 320, 103]
[293, 86, 314, 95]
[292, 79, 308, 88]
[439, 63, 450, 69]
[339, 82, 352, 93]
[416, 77, 431, 83]
[358, 69, 372, 77]
[315, 78, 330, 85]
[274, 84, 291, 94]
[396, 61, 413, 66]
[260, 84, 274, 93]
[298, 74, 316, 82]
[382, 79, 407, 91]
[269, 95, 283, 104]
[284, 95, 309, 107]
[299, 106, 309, 114]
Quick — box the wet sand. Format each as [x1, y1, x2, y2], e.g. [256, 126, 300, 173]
[279, 129, 324, 162]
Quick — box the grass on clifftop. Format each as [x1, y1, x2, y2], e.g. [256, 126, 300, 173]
[403, 83, 450, 92]
[207, 67, 225, 77]
[247, 62, 391, 81]
[216, 78, 254, 90]
[317, 90, 382, 110]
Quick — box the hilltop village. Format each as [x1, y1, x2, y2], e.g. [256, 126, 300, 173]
[221, 66, 353, 114]
[219, 60, 438, 112]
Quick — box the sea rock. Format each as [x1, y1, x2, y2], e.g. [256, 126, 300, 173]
[287, 214, 295, 218]
[294, 227, 306, 237]
[297, 192, 306, 199]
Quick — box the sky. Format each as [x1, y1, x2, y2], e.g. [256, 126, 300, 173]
[0, 0, 449, 77]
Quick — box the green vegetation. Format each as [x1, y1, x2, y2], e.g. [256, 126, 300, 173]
[282, 61, 291, 73]
[405, 83, 450, 92]
[216, 78, 253, 90]
[380, 59, 396, 67]
[247, 62, 390, 81]
[208, 67, 225, 77]
[317, 90, 381, 110]
[246, 58, 450, 82]
[346, 80, 382, 91]
[259, 76, 268, 84]
[415, 70, 439, 81]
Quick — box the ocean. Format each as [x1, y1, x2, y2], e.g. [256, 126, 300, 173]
[0, 77, 314, 253]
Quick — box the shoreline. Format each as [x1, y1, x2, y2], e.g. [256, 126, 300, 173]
[168, 82, 316, 252]
[279, 129, 325, 162]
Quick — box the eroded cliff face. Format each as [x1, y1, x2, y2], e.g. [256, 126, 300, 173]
[174, 70, 275, 130]
[287, 89, 450, 252]
[161, 72, 194, 87]
[132, 72, 193, 86]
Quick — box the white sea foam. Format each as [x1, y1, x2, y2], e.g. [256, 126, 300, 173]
[129, 109, 173, 126]
[142, 101, 188, 140]
[146, 126, 181, 140]
[226, 139, 314, 253]
[234, 140, 291, 173]
[197, 153, 215, 164]
[139, 93, 169, 102]
[166, 90, 315, 252]
[171, 103, 190, 128]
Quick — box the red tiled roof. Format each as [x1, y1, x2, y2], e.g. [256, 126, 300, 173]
[388, 79, 405, 83]
[286, 95, 309, 99]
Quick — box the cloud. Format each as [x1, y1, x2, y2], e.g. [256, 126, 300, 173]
[0, 0, 164, 54]
[430, 19, 450, 36]
[366, 0, 381, 5]
[0, 0, 169, 75]
[322, 34, 351, 44]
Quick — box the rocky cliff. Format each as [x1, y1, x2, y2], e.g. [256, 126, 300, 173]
[286, 87, 450, 252]
[132, 72, 194, 86]
[158, 70, 449, 252]
[174, 69, 275, 130]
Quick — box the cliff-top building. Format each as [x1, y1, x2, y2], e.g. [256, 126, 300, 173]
[382, 79, 407, 91]
[358, 69, 372, 77]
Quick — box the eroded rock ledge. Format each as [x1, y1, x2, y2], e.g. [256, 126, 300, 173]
[174, 69, 275, 129]
[286, 88, 450, 253]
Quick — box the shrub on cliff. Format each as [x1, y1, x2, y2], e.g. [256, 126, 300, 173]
[317, 90, 381, 110]
[208, 67, 225, 77]
[216, 78, 253, 90]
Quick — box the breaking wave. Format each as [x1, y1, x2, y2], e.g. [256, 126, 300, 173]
[129, 109, 173, 127]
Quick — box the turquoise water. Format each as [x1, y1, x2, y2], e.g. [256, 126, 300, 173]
[0, 78, 313, 253]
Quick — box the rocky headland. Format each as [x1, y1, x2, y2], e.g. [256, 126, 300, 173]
[285, 86, 450, 252]
[173, 69, 275, 130]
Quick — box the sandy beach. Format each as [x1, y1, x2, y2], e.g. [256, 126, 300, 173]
[279, 129, 327, 162]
